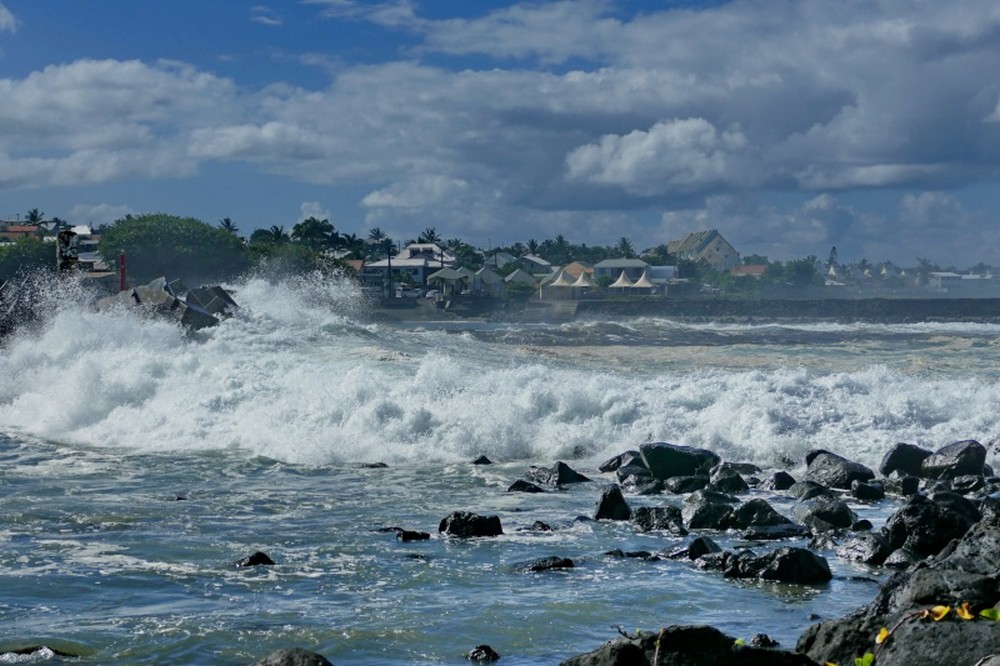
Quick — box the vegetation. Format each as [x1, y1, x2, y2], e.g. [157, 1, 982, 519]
[0, 237, 54, 282]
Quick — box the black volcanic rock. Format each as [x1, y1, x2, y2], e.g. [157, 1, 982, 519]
[640, 442, 720, 480]
[879, 442, 932, 477]
[439, 511, 503, 538]
[248, 648, 333, 666]
[920, 439, 988, 480]
[235, 551, 275, 567]
[804, 450, 875, 489]
[594, 484, 632, 521]
[527, 461, 591, 486]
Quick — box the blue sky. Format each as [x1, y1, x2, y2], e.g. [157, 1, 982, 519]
[2, 0, 1000, 266]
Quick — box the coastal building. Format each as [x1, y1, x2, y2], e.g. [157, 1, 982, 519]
[731, 264, 768, 279]
[667, 229, 740, 271]
[474, 266, 504, 297]
[364, 242, 457, 287]
[519, 254, 553, 275]
[485, 251, 517, 270]
[594, 258, 650, 281]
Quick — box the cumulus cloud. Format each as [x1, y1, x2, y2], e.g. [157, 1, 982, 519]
[565, 119, 750, 196]
[299, 201, 330, 222]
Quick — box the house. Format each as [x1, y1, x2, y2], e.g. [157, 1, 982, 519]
[504, 268, 537, 288]
[519, 254, 553, 275]
[0, 224, 41, 242]
[731, 264, 768, 279]
[427, 267, 470, 296]
[474, 266, 505, 297]
[364, 242, 457, 287]
[594, 258, 649, 282]
[485, 251, 517, 270]
[667, 229, 740, 271]
[561, 261, 593, 280]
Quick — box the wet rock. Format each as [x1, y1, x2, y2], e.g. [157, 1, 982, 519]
[639, 442, 720, 480]
[949, 474, 985, 494]
[787, 480, 834, 500]
[527, 461, 591, 486]
[748, 633, 780, 648]
[235, 551, 275, 567]
[662, 475, 709, 494]
[793, 495, 858, 532]
[725, 498, 795, 529]
[708, 465, 750, 494]
[836, 531, 893, 566]
[798, 523, 1000, 666]
[884, 494, 974, 557]
[599, 450, 643, 473]
[619, 473, 663, 496]
[471, 455, 493, 465]
[804, 450, 875, 490]
[605, 548, 657, 560]
[670, 535, 722, 561]
[724, 547, 833, 584]
[761, 471, 797, 491]
[439, 511, 503, 538]
[879, 442, 933, 477]
[559, 623, 821, 666]
[930, 490, 981, 524]
[883, 474, 920, 496]
[850, 479, 885, 502]
[507, 479, 544, 493]
[681, 491, 736, 530]
[921, 439, 987, 480]
[515, 555, 574, 572]
[467, 644, 500, 662]
[594, 485, 632, 521]
[397, 530, 430, 542]
[742, 523, 812, 540]
[248, 648, 333, 666]
[631, 506, 687, 535]
[981, 496, 1000, 528]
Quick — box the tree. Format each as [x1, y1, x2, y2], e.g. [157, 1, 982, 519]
[25, 208, 44, 224]
[615, 237, 636, 258]
[417, 227, 441, 244]
[249, 226, 290, 245]
[526, 239, 540, 255]
[97, 213, 247, 283]
[218, 217, 239, 235]
[0, 237, 54, 282]
[292, 217, 338, 251]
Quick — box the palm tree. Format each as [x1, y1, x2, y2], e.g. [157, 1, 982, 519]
[417, 227, 441, 244]
[25, 208, 44, 224]
[218, 217, 239, 235]
[292, 217, 336, 251]
[526, 239, 540, 255]
[616, 236, 635, 258]
[266, 225, 289, 244]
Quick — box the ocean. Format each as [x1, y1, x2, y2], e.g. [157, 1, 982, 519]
[2, 274, 998, 664]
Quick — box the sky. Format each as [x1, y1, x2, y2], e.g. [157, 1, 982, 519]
[1, 0, 999, 267]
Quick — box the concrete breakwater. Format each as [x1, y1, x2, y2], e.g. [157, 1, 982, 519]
[575, 297, 1000, 323]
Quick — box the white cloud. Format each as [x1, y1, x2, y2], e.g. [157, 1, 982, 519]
[0, 2, 17, 32]
[565, 119, 750, 196]
[299, 201, 330, 222]
[250, 6, 283, 26]
[68, 203, 135, 227]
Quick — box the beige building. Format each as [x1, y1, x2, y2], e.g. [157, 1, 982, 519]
[667, 229, 740, 271]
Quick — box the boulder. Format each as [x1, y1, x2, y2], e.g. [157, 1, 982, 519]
[798, 524, 1000, 666]
[599, 450, 643, 473]
[467, 645, 500, 662]
[850, 479, 885, 502]
[662, 475, 709, 494]
[681, 491, 737, 530]
[804, 450, 875, 489]
[514, 556, 574, 572]
[631, 506, 687, 535]
[921, 439, 988, 480]
[835, 531, 893, 566]
[786, 481, 834, 500]
[665, 535, 722, 561]
[639, 442, 720, 480]
[879, 442, 933, 477]
[559, 624, 821, 666]
[708, 465, 750, 494]
[248, 648, 333, 666]
[883, 494, 974, 557]
[725, 498, 795, 530]
[235, 551, 275, 567]
[471, 455, 493, 465]
[724, 547, 833, 584]
[594, 485, 632, 521]
[396, 530, 430, 542]
[761, 471, 797, 491]
[883, 474, 920, 496]
[507, 479, 544, 493]
[439, 511, 503, 538]
[527, 461, 591, 486]
[793, 496, 858, 532]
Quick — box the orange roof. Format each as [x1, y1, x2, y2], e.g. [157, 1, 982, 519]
[4, 225, 39, 233]
[731, 264, 768, 277]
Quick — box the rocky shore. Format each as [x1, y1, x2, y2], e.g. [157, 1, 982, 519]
[236, 441, 1000, 663]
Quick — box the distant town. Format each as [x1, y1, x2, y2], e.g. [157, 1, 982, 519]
[3, 210, 1000, 311]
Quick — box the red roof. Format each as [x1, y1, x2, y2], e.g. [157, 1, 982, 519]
[4, 225, 39, 233]
[731, 264, 768, 277]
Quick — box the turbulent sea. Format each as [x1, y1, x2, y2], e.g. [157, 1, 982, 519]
[2, 274, 1000, 664]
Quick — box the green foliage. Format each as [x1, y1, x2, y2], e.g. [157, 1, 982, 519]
[0, 237, 55, 282]
[98, 213, 247, 283]
[247, 241, 328, 276]
[503, 281, 534, 302]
